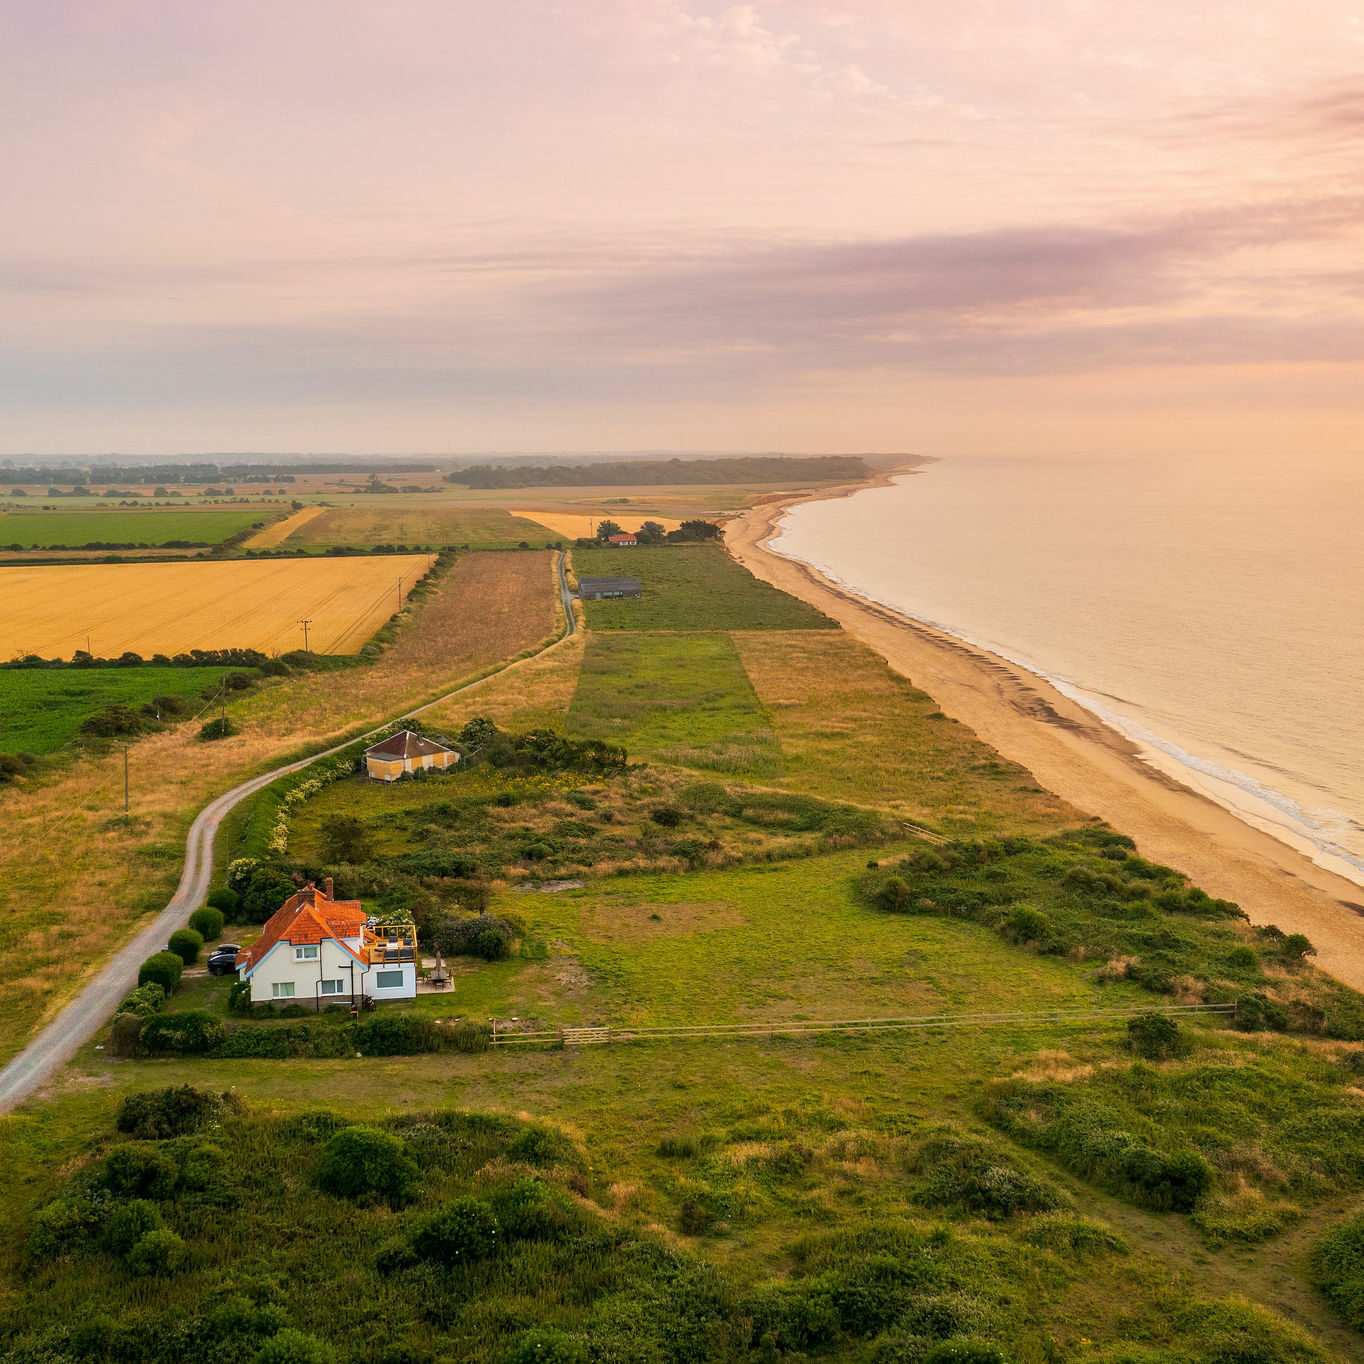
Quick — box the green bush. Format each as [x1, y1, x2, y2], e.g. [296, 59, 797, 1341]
[1126, 1012, 1187, 1060]
[27, 1193, 110, 1260]
[189, 905, 226, 940]
[923, 1344, 1010, 1364]
[253, 1328, 335, 1363]
[409, 1198, 501, 1264]
[448, 1020, 493, 1053]
[207, 886, 241, 916]
[353, 1014, 442, 1056]
[138, 951, 184, 994]
[320, 814, 374, 863]
[110, 1011, 143, 1057]
[117, 981, 166, 1017]
[103, 1199, 164, 1254]
[875, 877, 913, 913]
[167, 927, 204, 965]
[1311, 1213, 1364, 1331]
[910, 1131, 1067, 1218]
[434, 913, 516, 959]
[243, 866, 298, 919]
[103, 1144, 180, 1199]
[141, 1009, 226, 1054]
[199, 716, 239, 741]
[1235, 991, 1289, 1032]
[115, 1084, 225, 1139]
[504, 1329, 588, 1364]
[491, 1178, 578, 1242]
[314, 1126, 419, 1205]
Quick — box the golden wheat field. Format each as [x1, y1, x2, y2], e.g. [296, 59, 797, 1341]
[0, 553, 435, 659]
[519, 510, 683, 539]
[242, 505, 326, 547]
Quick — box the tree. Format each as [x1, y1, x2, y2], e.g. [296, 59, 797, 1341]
[243, 866, 297, 919]
[189, 905, 225, 940]
[594, 519, 623, 540]
[678, 518, 721, 540]
[320, 814, 374, 863]
[636, 520, 667, 544]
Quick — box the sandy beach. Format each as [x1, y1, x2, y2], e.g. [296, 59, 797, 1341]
[728, 472, 1364, 993]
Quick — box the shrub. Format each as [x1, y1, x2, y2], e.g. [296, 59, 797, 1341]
[103, 1199, 164, 1254]
[1235, 991, 1289, 1032]
[320, 814, 374, 863]
[650, 805, 683, 828]
[353, 1014, 443, 1056]
[1126, 1012, 1187, 1060]
[1225, 945, 1260, 974]
[679, 1198, 713, 1235]
[314, 1126, 419, 1205]
[448, 1020, 493, 1053]
[874, 877, 913, 913]
[504, 1329, 588, 1364]
[923, 1345, 1010, 1364]
[199, 716, 239, 741]
[409, 1198, 501, 1264]
[1281, 932, 1316, 962]
[1312, 1213, 1364, 1331]
[104, 1144, 180, 1199]
[253, 1328, 335, 1363]
[116, 1084, 225, 1139]
[910, 1132, 1066, 1218]
[117, 981, 167, 1017]
[28, 1193, 111, 1260]
[228, 979, 254, 1015]
[207, 886, 242, 916]
[491, 1178, 578, 1242]
[110, 1011, 143, 1057]
[189, 905, 226, 940]
[167, 927, 205, 965]
[138, 951, 183, 994]
[436, 914, 516, 960]
[475, 928, 512, 961]
[141, 1009, 226, 1054]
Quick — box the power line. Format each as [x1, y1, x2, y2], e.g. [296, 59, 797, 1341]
[297, 618, 312, 652]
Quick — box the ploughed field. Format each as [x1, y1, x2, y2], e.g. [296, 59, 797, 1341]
[0, 554, 435, 659]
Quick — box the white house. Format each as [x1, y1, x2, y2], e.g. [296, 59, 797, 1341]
[235, 879, 418, 1009]
[363, 730, 459, 782]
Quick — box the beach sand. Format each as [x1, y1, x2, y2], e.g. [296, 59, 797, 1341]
[727, 474, 1364, 993]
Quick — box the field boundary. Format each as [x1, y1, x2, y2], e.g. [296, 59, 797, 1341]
[492, 1002, 1236, 1047]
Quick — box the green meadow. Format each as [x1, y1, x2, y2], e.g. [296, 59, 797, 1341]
[0, 508, 268, 547]
[573, 544, 836, 630]
[0, 666, 241, 754]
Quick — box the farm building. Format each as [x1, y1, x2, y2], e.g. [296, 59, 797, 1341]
[235, 879, 418, 1009]
[577, 576, 642, 600]
[364, 729, 459, 781]
[606, 533, 638, 546]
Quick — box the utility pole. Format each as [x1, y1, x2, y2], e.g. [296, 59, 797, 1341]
[121, 743, 129, 813]
[297, 618, 311, 652]
[396, 577, 402, 613]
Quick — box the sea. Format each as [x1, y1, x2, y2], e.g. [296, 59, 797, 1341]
[771, 453, 1364, 887]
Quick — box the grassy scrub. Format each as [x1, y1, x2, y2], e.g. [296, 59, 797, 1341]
[568, 631, 784, 776]
[573, 544, 837, 630]
[0, 507, 269, 547]
[0, 666, 241, 755]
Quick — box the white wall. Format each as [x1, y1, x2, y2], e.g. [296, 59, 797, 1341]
[244, 936, 365, 1006]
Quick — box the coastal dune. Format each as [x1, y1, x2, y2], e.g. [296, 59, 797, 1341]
[728, 481, 1364, 993]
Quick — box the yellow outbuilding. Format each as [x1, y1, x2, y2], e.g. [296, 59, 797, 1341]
[363, 730, 460, 782]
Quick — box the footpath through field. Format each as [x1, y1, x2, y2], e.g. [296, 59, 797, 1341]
[0, 554, 579, 1114]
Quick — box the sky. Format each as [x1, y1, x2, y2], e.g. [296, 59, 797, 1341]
[2, 0, 1363, 456]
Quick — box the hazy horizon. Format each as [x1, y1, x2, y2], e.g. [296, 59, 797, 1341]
[3, 2, 1363, 456]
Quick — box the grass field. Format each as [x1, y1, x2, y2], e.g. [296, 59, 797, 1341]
[0, 553, 435, 659]
[568, 631, 784, 776]
[574, 545, 836, 630]
[289, 504, 555, 548]
[0, 508, 269, 548]
[0, 666, 241, 755]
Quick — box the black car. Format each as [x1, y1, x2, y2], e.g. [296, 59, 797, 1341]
[206, 944, 241, 976]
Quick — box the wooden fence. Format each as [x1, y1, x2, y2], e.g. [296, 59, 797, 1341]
[489, 1001, 1236, 1048]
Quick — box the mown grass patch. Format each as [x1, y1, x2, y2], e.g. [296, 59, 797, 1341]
[0, 666, 239, 754]
[574, 544, 836, 630]
[568, 631, 783, 776]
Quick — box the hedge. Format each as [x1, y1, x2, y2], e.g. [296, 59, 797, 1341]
[138, 952, 183, 994]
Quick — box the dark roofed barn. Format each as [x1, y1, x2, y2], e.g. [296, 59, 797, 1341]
[577, 576, 642, 600]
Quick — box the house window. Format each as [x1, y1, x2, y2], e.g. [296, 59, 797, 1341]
[320, 980, 346, 996]
[271, 981, 296, 999]
[294, 945, 319, 961]
[374, 969, 404, 989]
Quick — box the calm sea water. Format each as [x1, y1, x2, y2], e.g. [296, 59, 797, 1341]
[773, 454, 1364, 886]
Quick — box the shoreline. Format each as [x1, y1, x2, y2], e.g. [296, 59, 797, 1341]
[727, 469, 1364, 993]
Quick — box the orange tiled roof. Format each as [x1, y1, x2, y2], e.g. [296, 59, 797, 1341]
[237, 882, 368, 973]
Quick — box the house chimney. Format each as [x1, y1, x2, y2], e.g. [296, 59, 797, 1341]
[325, 876, 334, 900]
